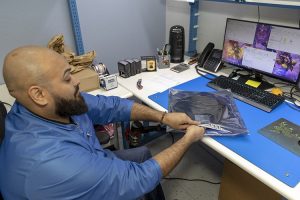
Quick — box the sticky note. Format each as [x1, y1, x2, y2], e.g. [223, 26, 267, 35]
[245, 80, 261, 88]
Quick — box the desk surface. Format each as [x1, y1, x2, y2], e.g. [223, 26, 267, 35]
[118, 66, 300, 200]
[88, 85, 133, 98]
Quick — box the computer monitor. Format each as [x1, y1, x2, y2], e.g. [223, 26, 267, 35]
[222, 18, 300, 84]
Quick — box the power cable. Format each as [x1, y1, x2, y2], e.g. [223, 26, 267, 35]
[257, 5, 260, 23]
[163, 177, 220, 185]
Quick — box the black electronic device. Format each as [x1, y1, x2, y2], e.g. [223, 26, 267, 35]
[169, 25, 185, 63]
[221, 18, 300, 84]
[207, 75, 285, 112]
[133, 59, 142, 74]
[197, 42, 222, 73]
[118, 61, 131, 78]
[126, 59, 136, 76]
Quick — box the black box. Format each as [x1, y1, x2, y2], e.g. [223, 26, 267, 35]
[126, 59, 136, 76]
[118, 61, 131, 78]
[133, 58, 141, 74]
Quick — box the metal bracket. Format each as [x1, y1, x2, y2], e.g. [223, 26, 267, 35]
[188, 0, 199, 56]
[68, 0, 85, 55]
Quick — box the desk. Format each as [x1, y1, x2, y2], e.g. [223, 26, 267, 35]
[88, 85, 133, 99]
[118, 66, 300, 200]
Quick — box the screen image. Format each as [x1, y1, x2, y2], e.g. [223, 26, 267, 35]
[222, 19, 300, 83]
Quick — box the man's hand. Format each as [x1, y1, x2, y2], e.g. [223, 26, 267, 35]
[153, 124, 205, 176]
[162, 112, 199, 130]
[183, 125, 205, 143]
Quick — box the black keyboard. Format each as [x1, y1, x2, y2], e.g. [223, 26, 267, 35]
[207, 76, 285, 112]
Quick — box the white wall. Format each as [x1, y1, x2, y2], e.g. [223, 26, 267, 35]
[166, 0, 300, 53]
[76, 0, 166, 74]
[166, 0, 190, 51]
[0, 84, 14, 110]
[0, 0, 75, 84]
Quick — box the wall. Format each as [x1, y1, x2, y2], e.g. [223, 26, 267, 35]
[0, 84, 14, 108]
[166, 0, 300, 53]
[76, 0, 166, 74]
[0, 0, 75, 85]
[166, 0, 190, 51]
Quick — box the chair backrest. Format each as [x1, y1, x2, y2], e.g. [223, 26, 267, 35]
[0, 102, 7, 199]
[0, 101, 7, 143]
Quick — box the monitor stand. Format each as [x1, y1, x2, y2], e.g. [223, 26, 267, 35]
[237, 72, 274, 90]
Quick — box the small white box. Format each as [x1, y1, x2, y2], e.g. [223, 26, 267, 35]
[100, 75, 118, 90]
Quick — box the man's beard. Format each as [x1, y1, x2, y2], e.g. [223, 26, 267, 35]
[54, 87, 88, 117]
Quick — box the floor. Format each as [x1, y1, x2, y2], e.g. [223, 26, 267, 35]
[146, 133, 224, 200]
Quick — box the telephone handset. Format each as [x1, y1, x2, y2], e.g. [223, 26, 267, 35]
[197, 42, 223, 73]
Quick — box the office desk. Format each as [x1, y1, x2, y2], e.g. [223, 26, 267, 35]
[88, 85, 133, 99]
[118, 66, 300, 200]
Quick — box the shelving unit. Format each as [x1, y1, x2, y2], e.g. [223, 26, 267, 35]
[187, 0, 200, 56]
[68, 0, 85, 55]
[186, 0, 300, 55]
[205, 0, 300, 9]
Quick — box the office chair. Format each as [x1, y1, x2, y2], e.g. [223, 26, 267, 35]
[0, 101, 6, 143]
[0, 101, 7, 200]
[94, 125, 112, 145]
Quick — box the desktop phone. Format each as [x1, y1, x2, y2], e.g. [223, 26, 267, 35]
[197, 42, 222, 73]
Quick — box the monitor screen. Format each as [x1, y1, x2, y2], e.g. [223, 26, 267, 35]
[222, 18, 300, 83]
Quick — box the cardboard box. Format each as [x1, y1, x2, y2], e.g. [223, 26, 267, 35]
[72, 68, 100, 92]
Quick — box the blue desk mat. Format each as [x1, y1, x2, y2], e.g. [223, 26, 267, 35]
[149, 76, 300, 187]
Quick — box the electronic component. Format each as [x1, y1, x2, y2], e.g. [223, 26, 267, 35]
[118, 61, 131, 78]
[100, 74, 118, 90]
[170, 63, 189, 73]
[141, 56, 157, 72]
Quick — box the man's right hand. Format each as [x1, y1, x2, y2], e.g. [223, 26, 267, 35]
[153, 125, 205, 176]
[184, 125, 205, 144]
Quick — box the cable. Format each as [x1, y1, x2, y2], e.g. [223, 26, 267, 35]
[290, 86, 296, 96]
[282, 86, 300, 111]
[272, 82, 293, 88]
[195, 66, 214, 80]
[285, 101, 300, 112]
[298, 9, 300, 28]
[163, 177, 220, 185]
[257, 5, 261, 23]
[257, 6, 260, 23]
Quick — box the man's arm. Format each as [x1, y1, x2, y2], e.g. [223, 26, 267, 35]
[131, 103, 198, 130]
[153, 125, 204, 176]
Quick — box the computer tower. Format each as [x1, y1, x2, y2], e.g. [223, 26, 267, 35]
[169, 25, 185, 63]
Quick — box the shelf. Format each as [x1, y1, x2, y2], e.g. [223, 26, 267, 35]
[205, 0, 300, 8]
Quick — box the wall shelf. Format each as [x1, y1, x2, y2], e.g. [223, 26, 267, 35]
[204, 0, 300, 9]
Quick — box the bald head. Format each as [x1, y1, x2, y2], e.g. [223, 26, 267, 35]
[2, 45, 82, 122]
[3, 46, 62, 93]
